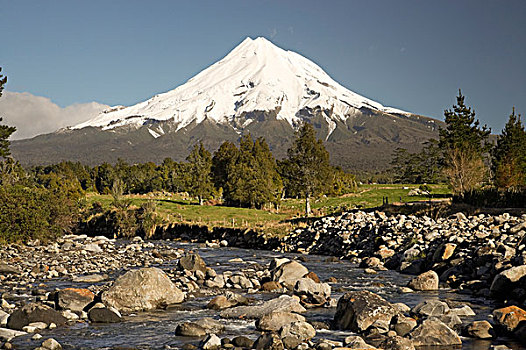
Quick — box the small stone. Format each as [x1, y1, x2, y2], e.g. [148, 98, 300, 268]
[88, 307, 122, 323]
[41, 338, 62, 350]
[254, 332, 284, 350]
[261, 281, 283, 292]
[232, 336, 254, 348]
[411, 300, 450, 317]
[393, 315, 417, 337]
[175, 322, 207, 337]
[201, 334, 221, 350]
[378, 336, 415, 350]
[407, 270, 439, 291]
[344, 335, 376, 349]
[464, 320, 495, 339]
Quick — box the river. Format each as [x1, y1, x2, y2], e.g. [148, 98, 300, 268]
[10, 241, 523, 349]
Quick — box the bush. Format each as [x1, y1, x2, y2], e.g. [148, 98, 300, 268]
[454, 187, 526, 208]
[0, 184, 79, 244]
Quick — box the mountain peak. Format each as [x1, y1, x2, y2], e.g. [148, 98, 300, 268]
[74, 37, 409, 133]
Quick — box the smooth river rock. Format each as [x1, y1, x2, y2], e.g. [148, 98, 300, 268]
[219, 295, 305, 319]
[102, 267, 184, 313]
[407, 270, 439, 291]
[272, 260, 309, 289]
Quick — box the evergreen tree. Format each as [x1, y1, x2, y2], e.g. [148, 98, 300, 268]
[390, 140, 444, 184]
[220, 135, 282, 208]
[186, 141, 214, 205]
[492, 108, 526, 189]
[252, 137, 283, 207]
[0, 67, 16, 159]
[439, 90, 490, 195]
[211, 141, 239, 193]
[284, 122, 331, 215]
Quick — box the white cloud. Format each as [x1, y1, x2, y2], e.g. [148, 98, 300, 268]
[0, 91, 108, 140]
[270, 27, 278, 39]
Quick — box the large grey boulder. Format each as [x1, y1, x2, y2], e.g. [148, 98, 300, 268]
[102, 267, 184, 313]
[333, 290, 398, 332]
[7, 303, 67, 331]
[490, 265, 526, 298]
[220, 295, 305, 319]
[410, 318, 462, 347]
[272, 261, 309, 289]
[256, 311, 306, 331]
[407, 270, 439, 291]
[293, 278, 331, 305]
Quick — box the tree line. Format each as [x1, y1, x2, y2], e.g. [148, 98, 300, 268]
[28, 123, 357, 213]
[391, 90, 526, 203]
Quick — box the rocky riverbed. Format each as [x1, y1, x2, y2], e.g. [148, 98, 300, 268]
[0, 210, 525, 349]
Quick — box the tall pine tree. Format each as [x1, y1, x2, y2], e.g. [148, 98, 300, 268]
[492, 108, 526, 189]
[0, 67, 16, 159]
[186, 142, 214, 205]
[439, 90, 490, 195]
[283, 122, 331, 215]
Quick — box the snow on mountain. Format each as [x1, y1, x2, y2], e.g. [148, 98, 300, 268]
[73, 37, 409, 133]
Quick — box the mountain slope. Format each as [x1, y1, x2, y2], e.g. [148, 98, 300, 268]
[11, 37, 442, 171]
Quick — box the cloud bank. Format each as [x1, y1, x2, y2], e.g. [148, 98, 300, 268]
[0, 91, 109, 140]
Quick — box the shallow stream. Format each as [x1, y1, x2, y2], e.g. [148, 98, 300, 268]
[11, 241, 523, 349]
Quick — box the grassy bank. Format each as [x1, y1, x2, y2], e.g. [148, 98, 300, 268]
[85, 184, 450, 233]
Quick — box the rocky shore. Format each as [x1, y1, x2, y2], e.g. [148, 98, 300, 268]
[280, 211, 526, 301]
[0, 210, 525, 349]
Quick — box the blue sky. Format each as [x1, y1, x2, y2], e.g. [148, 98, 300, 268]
[1, 0, 525, 132]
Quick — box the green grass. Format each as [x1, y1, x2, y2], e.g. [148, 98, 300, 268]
[86, 184, 450, 232]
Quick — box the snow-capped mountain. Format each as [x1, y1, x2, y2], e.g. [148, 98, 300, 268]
[73, 37, 410, 138]
[12, 37, 442, 171]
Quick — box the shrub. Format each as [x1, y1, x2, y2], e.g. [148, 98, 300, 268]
[454, 187, 526, 208]
[0, 184, 79, 244]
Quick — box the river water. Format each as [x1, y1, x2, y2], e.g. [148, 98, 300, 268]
[11, 241, 523, 349]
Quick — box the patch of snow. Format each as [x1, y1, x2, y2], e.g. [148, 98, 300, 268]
[73, 37, 409, 131]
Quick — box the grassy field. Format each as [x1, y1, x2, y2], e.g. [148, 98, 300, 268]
[86, 184, 450, 232]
